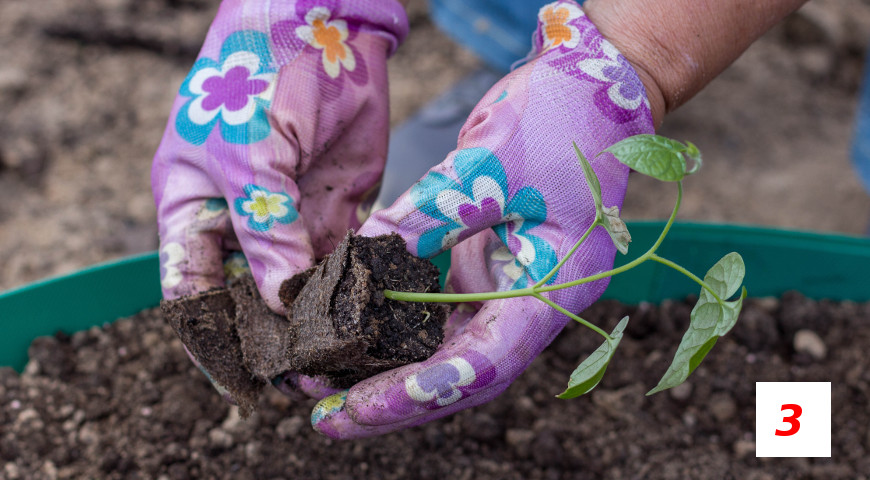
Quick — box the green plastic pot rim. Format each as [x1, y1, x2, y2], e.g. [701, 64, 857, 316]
[2, 221, 869, 371]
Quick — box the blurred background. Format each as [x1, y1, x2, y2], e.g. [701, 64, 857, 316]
[1, 0, 869, 291]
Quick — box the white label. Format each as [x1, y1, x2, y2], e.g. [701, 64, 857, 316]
[756, 382, 831, 457]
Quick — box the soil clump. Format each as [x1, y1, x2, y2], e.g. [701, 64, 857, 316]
[161, 286, 265, 416]
[282, 232, 449, 387]
[160, 233, 448, 414]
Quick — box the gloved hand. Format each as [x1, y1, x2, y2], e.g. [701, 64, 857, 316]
[153, 0, 407, 311]
[310, 0, 654, 439]
[152, 0, 408, 391]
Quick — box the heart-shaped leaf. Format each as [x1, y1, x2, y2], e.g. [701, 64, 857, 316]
[647, 253, 746, 395]
[558, 317, 629, 399]
[604, 134, 700, 182]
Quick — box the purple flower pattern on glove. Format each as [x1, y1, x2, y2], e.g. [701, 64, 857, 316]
[201, 66, 271, 112]
[536, 0, 649, 124]
[175, 30, 276, 145]
[410, 147, 558, 289]
[405, 358, 476, 407]
[575, 41, 649, 116]
[398, 350, 497, 411]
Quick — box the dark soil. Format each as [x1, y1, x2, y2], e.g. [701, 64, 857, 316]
[3, 292, 868, 479]
[161, 233, 448, 414]
[283, 232, 449, 387]
[232, 275, 300, 385]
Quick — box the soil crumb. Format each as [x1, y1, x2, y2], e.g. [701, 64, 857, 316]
[3, 293, 868, 478]
[283, 232, 449, 387]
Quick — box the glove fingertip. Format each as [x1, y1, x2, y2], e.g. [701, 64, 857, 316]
[311, 390, 350, 438]
[311, 390, 400, 440]
[245, 254, 307, 315]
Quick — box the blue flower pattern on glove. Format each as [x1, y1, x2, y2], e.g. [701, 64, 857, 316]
[176, 30, 277, 145]
[411, 147, 557, 288]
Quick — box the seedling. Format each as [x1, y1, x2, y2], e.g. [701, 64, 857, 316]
[384, 134, 747, 398]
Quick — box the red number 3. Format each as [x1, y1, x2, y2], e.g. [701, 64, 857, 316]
[775, 403, 802, 436]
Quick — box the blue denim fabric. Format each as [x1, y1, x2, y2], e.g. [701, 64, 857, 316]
[429, 0, 584, 73]
[852, 49, 870, 194]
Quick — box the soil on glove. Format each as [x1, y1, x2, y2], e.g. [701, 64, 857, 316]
[3, 292, 868, 479]
[282, 232, 449, 387]
[162, 233, 448, 413]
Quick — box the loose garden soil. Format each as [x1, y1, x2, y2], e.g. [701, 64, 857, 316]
[3, 292, 868, 479]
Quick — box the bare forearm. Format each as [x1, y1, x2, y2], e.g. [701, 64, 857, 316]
[585, 0, 808, 127]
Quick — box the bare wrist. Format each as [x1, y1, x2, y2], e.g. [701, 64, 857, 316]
[584, 1, 668, 128]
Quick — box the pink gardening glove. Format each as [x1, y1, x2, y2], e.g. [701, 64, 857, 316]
[152, 0, 407, 311]
[311, 0, 654, 439]
[151, 0, 407, 397]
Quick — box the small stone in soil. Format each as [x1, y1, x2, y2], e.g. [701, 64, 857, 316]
[793, 329, 827, 360]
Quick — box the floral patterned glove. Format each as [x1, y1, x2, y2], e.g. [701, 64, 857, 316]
[152, 0, 408, 312]
[310, 0, 654, 439]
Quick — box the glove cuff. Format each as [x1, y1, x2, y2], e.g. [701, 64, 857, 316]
[330, 0, 410, 56]
[210, 0, 409, 61]
[529, 0, 652, 125]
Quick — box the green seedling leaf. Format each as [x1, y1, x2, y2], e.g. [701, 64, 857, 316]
[604, 134, 700, 182]
[558, 316, 628, 399]
[574, 142, 631, 254]
[647, 253, 746, 395]
[574, 142, 602, 207]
